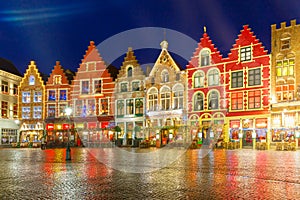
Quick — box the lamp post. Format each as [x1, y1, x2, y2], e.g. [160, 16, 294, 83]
[14, 119, 20, 144]
[252, 131, 256, 150]
[238, 130, 243, 149]
[65, 107, 72, 161]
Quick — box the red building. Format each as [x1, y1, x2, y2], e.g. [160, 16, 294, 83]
[44, 61, 76, 147]
[186, 28, 226, 144]
[70, 41, 116, 146]
[224, 25, 271, 148]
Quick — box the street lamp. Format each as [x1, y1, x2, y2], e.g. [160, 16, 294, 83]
[65, 107, 72, 161]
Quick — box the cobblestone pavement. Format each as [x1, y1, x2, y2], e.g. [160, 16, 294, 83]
[0, 148, 300, 200]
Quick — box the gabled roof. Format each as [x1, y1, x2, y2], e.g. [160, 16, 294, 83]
[0, 57, 22, 77]
[81, 41, 103, 63]
[149, 40, 181, 77]
[47, 61, 74, 85]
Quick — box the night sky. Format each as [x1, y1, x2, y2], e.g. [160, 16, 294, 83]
[1, 0, 300, 76]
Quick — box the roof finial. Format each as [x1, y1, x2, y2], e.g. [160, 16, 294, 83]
[204, 26, 206, 33]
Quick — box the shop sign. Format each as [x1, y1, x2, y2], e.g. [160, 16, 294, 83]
[76, 123, 84, 129]
[101, 122, 109, 128]
[88, 122, 97, 129]
[62, 124, 69, 130]
[46, 124, 54, 130]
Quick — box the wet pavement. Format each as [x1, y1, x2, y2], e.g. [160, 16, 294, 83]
[0, 148, 300, 199]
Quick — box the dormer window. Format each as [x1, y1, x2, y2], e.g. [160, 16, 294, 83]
[161, 70, 169, 83]
[29, 75, 35, 85]
[127, 66, 133, 77]
[240, 46, 251, 62]
[200, 49, 210, 66]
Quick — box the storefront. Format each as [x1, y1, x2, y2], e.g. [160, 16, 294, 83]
[0, 119, 20, 145]
[45, 123, 76, 147]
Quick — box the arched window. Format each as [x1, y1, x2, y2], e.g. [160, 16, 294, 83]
[160, 86, 171, 110]
[148, 88, 158, 111]
[194, 93, 203, 111]
[208, 90, 219, 110]
[173, 84, 184, 109]
[161, 70, 169, 83]
[29, 75, 35, 85]
[200, 49, 210, 66]
[127, 66, 133, 77]
[194, 71, 204, 88]
[208, 69, 219, 86]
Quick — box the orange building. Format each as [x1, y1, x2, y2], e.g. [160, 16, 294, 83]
[44, 61, 75, 147]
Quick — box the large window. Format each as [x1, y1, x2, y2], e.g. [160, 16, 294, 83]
[231, 71, 243, 88]
[75, 100, 83, 116]
[33, 106, 42, 119]
[1, 101, 8, 118]
[135, 98, 143, 115]
[117, 100, 125, 116]
[13, 84, 18, 95]
[248, 68, 261, 86]
[58, 104, 67, 117]
[194, 93, 203, 111]
[1, 81, 8, 94]
[48, 104, 55, 117]
[22, 107, 30, 119]
[13, 103, 18, 118]
[94, 79, 102, 94]
[173, 84, 184, 109]
[161, 70, 169, 83]
[240, 46, 251, 62]
[22, 92, 31, 103]
[208, 91, 219, 110]
[231, 92, 243, 110]
[208, 69, 219, 86]
[276, 84, 294, 102]
[194, 71, 204, 88]
[59, 90, 67, 100]
[88, 99, 95, 116]
[200, 50, 210, 66]
[276, 59, 294, 77]
[148, 88, 158, 111]
[34, 91, 42, 102]
[126, 99, 134, 115]
[248, 90, 261, 109]
[81, 80, 89, 94]
[160, 87, 171, 110]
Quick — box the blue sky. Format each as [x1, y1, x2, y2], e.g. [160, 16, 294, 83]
[1, 0, 300, 75]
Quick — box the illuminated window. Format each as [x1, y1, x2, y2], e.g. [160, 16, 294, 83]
[160, 87, 171, 110]
[1, 101, 8, 118]
[22, 107, 30, 119]
[276, 59, 294, 77]
[281, 38, 290, 50]
[231, 92, 243, 110]
[240, 46, 251, 62]
[148, 89, 158, 111]
[1, 81, 8, 94]
[81, 80, 89, 94]
[22, 92, 31, 103]
[33, 106, 42, 119]
[126, 99, 134, 115]
[208, 69, 219, 86]
[248, 90, 261, 109]
[34, 91, 42, 102]
[200, 49, 210, 66]
[231, 71, 243, 88]
[161, 70, 169, 83]
[101, 99, 109, 114]
[135, 98, 143, 115]
[48, 104, 55, 117]
[13, 103, 17, 118]
[29, 75, 35, 85]
[194, 71, 204, 88]
[58, 104, 67, 117]
[88, 99, 95, 115]
[194, 92, 203, 111]
[75, 100, 83, 116]
[276, 84, 294, 102]
[208, 91, 219, 110]
[248, 68, 261, 86]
